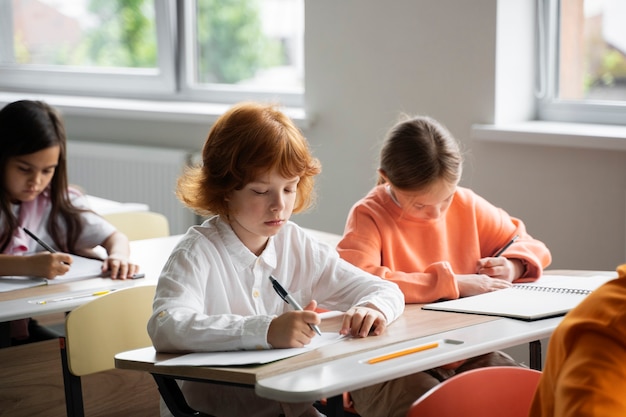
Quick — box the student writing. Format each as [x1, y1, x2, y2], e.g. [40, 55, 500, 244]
[336, 114, 552, 417]
[147, 102, 405, 417]
[0, 100, 140, 347]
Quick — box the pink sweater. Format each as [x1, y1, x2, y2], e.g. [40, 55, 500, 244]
[337, 185, 552, 303]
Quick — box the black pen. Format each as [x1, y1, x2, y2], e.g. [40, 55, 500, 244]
[23, 227, 71, 265]
[23, 227, 57, 254]
[493, 234, 519, 257]
[268, 275, 322, 336]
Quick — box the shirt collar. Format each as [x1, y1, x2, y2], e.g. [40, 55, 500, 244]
[215, 216, 278, 272]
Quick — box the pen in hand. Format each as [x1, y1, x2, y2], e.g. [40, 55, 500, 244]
[23, 227, 71, 265]
[493, 234, 519, 257]
[23, 227, 56, 253]
[268, 275, 322, 336]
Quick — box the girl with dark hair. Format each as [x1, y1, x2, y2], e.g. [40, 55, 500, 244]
[0, 100, 139, 346]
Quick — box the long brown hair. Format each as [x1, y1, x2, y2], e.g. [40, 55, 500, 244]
[0, 100, 84, 252]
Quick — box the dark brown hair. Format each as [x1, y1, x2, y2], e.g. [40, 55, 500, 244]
[0, 100, 85, 252]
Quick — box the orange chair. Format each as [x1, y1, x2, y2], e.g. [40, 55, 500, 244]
[406, 366, 542, 417]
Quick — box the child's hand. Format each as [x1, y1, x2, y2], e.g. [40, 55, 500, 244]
[476, 257, 524, 281]
[340, 305, 388, 338]
[30, 252, 72, 279]
[456, 273, 512, 297]
[103, 256, 140, 280]
[267, 300, 320, 348]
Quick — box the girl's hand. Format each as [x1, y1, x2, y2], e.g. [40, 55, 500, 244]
[30, 252, 73, 279]
[340, 305, 388, 338]
[103, 256, 140, 280]
[267, 300, 320, 348]
[476, 257, 524, 282]
[456, 273, 512, 297]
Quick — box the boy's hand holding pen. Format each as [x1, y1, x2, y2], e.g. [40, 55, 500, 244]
[267, 275, 322, 348]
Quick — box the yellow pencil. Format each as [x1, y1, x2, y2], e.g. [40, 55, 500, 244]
[36, 289, 115, 304]
[367, 341, 440, 364]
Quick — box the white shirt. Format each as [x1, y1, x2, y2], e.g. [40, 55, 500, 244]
[148, 215, 405, 353]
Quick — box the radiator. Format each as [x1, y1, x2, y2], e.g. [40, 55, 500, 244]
[66, 141, 197, 235]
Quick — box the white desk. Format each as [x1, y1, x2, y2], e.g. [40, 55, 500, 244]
[0, 235, 181, 322]
[256, 315, 562, 403]
[115, 269, 615, 417]
[0, 227, 340, 322]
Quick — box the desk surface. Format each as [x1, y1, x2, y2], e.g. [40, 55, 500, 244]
[115, 269, 616, 404]
[0, 227, 339, 322]
[116, 306, 497, 385]
[0, 235, 181, 322]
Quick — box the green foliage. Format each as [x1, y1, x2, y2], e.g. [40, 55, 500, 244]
[82, 0, 157, 68]
[196, 0, 283, 84]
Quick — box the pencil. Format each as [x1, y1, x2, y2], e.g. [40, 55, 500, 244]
[493, 234, 519, 257]
[366, 341, 440, 364]
[36, 289, 117, 305]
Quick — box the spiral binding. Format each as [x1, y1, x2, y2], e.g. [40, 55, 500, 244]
[513, 285, 592, 295]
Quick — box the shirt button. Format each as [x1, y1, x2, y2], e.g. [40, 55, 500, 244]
[252, 289, 260, 298]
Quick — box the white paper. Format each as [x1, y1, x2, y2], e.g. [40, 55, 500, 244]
[45, 254, 104, 284]
[422, 274, 615, 321]
[156, 332, 346, 366]
[0, 254, 104, 292]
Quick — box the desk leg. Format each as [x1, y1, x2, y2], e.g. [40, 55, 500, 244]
[529, 340, 542, 370]
[152, 374, 214, 417]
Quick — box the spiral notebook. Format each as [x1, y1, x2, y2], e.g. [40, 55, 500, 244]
[422, 274, 614, 321]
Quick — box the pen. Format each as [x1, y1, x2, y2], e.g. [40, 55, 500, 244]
[23, 227, 56, 253]
[367, 341, 440, 364]
[493, 234, 519, 257]
[35, 289, 116, 305]
[268, 275, 322, 336]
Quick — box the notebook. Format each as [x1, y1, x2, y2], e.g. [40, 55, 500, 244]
[0, 255, 104, 292]
[422, 274, 615, 321]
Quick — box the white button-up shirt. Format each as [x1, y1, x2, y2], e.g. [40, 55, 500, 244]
[148, 215, 404, 353]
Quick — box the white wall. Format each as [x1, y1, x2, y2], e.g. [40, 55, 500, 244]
[58, 0, 626, 271]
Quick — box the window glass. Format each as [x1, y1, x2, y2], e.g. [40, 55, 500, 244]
[11, 0, 158, 70]
[0, 0, 304, 106]
[558, 0, 626, 102]
[538, 0, 626, 125]
[181, 0, 304, 105]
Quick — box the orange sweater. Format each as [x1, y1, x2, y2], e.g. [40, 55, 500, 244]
[529, 264, 626, 417]
[337, 185, 551, 303]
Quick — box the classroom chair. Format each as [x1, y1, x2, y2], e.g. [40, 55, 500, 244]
[406, 366, 542, 417]
[102, 210, 170, 241]
[59, 285, 157, 417]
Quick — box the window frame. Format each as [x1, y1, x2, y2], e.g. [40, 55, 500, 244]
[535, 0, 626, 126]
[0, 0, 304, 108]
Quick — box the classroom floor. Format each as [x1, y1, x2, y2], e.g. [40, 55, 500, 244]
[0, 314, 160, 416]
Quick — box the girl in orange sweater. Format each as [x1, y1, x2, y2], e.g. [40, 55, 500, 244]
[337, 114, 552, 417]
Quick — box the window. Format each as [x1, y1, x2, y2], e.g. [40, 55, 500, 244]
[0, 0, 304, 107]
[536, 0, 626, 125]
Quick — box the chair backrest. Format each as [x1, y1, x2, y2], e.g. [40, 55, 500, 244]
[103, 211, 170, 241]
[64, 285, 156, 376]
[406, 366, 542, 417]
